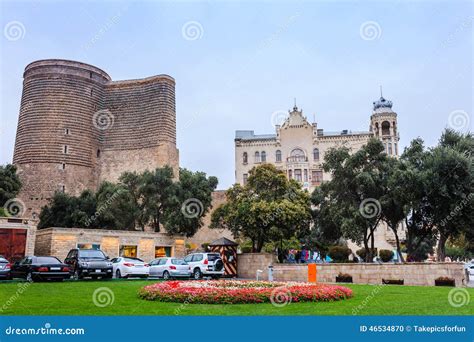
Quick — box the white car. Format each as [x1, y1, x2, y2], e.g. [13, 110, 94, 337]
[111, 257, 149, 279]
[184, 253, 225, 280]
[149, 258, 191, 280]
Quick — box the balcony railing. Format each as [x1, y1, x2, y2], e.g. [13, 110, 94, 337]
[287, 156, 308, 163]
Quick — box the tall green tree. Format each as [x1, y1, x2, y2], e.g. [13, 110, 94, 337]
[165, 168, 218, 237]
[425, 130, 473, 261]
[317, 139, 389, 262]
[211, 164, 311, 252]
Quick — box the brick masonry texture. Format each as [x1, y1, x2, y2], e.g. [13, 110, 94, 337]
[12, 59, 179, 217]
[239, 253, 467, 287]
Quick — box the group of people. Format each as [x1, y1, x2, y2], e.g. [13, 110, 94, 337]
[283, 247, 324, 264]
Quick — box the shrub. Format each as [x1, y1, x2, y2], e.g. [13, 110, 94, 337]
[241, 246, 252, 253]
[328, 246, 351, 262]
[201, 243, 210, 251]
[435, 276, 455, 287]
[379, 249, 394, 262]
[356, 248, 367, 260]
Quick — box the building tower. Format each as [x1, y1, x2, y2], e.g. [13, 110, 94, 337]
[13, 59, 179, 219]
[370, 91, 399, 156]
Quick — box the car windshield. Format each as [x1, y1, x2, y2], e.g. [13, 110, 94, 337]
[207, 254, 220, 261]
[171, 259, 187, 265]
[78, 250, 106, 259]
[35, 257, 60, 264]
[124, 258, 143, 263]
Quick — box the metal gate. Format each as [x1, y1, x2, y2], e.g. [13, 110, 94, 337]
[0, 229, 27, 262]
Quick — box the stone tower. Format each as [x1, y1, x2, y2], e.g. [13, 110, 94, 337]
[13, 59, 179, 218]
[370, 92, 399, 156]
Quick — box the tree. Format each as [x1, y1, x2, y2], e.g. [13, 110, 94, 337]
[317, 139, 389, 262]
[0, 164, 22, 216]
[425, 130, 473, 261]
[211, 164, 311, 252]
[165, 168, 218, 237]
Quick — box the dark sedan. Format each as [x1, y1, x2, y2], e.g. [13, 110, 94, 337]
[0, 257, 11, 280]
[11, 256, 70, 282]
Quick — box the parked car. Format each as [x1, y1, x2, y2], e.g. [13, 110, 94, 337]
[11, 256, 70, 282]
[0, 257, 12, 280]
[111, 257, 149, 278]
[64, 248, 113, 280]
[149, 257, 191, 280]
[184, 253, 224, 280]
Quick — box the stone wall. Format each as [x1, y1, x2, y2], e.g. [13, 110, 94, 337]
[34, 227, 185, 262]
[237, 253, 277, 280]
[187, 190, 234, 248]
[237, 253, 467, 287]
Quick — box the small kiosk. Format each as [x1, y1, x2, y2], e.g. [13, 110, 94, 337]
[209, 238, 238, 278]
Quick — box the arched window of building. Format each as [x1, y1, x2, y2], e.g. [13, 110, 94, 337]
[388, 143, 393, 155]
[276, 150, 282, 162]
[381, 121, 390, 136]
[254, 151, 260, 163]
[243, 152, 248, 164]
[261, 151, 266, 162]
[313, 148, 320, 161]
[288, 170, 293, 179]
[289, 148, 306, 162]
[374, 122, 380, 136]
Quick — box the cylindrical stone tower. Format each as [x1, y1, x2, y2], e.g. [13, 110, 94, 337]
[13, 59, 179, 219]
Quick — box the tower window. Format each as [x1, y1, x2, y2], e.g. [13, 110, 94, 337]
[65, 128, 70, 135]
[381, 121, 390, 135]
[61, 163, 66, 170]
[97, 149, 101, 158]
[243, 152, 248, 164]
[61, 185, 65, 193]
[261, 151, 266, 162]
[276, 150, 282, 162]
[388, 143, 393, 155]
[63, 145, 68, 154]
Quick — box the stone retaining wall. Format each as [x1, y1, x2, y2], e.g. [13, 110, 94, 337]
[238, 253, 467, 287]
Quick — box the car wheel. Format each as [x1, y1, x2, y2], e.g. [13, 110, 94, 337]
[26, 272, 33, 282]
[193, 268, 202, 280]
[163, 271, 170, 280]
[116, 270, 122, 279]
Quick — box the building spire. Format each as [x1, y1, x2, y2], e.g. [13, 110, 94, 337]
[380, 85, 383, 98]
[293, 98, 298, 111]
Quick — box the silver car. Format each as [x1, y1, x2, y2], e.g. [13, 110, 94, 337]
[149, 257, 191, 280]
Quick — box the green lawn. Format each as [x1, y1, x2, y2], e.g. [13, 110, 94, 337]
[0, 279, 472, 315]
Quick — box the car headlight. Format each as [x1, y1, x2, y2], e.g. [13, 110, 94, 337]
[80, 261, 88, 267]
[106, 262, 113, 267]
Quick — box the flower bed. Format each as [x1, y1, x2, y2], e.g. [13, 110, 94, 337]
[138, 280, 353, 304]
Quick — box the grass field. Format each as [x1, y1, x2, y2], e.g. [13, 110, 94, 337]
[0, 279, 473, 315]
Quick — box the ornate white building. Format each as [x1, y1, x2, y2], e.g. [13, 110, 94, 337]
[234, 94, 404, 253]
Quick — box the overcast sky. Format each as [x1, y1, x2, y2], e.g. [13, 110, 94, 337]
[0, 0, 472, 189]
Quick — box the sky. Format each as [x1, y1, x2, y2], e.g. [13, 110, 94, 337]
[0, 0, 472, 189]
